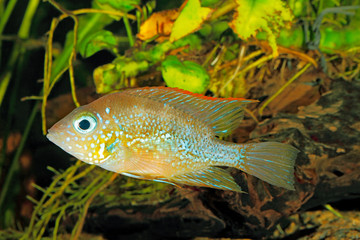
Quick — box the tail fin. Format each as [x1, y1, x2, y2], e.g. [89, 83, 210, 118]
[241, 142, 299, 190]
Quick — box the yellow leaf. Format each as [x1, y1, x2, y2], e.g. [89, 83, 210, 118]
[170, 0, 214, 42]
[229, 0, 293, 57]
[137, 9, 180, 42]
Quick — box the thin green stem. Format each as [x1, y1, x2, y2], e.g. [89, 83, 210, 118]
[69, 171, 105, 200]
[0, 103, 39, 215]
[0, 0, 17, 35]
[53, 207, 65, 240]
[18, 0, 40, 38]
[0, 0, 40, 107]
[68, 15, 80, 107]
[318, 0, 324, 15]
[123, 15, 134, 47]
[22, 161, 83, 239]
[202, 44, 220, 68]
[0, 47, 24, 225]
[0, 44, 20, 107]
[136, 10, 141, 33]
[258, 63, 312, 115]
[46, 0, 80, 107]
[35, 201, 59, 240]
[42, 18, 58, 135]
[324, 203, 343, 218]
[71, 173, 117, 239]
[0, 0, 17, 67]
[50, 13, 105, 81]
[42, 165, 96, 208]
[209, 0, 237, 21]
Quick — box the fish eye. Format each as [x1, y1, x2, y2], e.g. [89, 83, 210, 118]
[73, 113, 97, 134]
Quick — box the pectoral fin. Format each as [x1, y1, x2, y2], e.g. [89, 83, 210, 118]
[168, 166, 244, 192]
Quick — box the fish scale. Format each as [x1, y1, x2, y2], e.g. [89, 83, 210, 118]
[47, 87, 299, 192]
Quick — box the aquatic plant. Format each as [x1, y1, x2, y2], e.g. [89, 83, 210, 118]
[0, 0, 359, 238]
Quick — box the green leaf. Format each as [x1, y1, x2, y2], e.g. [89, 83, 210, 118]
[287, 0, 310, 18]
[51, 12, 115, 80]
[169, 0, 213, 42]
[161, 55, 210, 93]
[319, 26, 360, 54]
[229, 0, 293, 56]
[134, 35, 203, 63]
[94, 0, 140, 12]
[201, 0, 222, 7]
[78, 30, 117, 58]
[94, 57, 149, 93]
[199, 20, 229, 39]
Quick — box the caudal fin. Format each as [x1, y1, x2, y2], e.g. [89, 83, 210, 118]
[241, 142, 299, 190]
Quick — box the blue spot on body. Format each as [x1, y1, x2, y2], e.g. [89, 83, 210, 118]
[97, 113, 103, 123]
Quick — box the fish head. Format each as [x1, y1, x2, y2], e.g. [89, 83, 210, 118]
[47, 104, 118, 165]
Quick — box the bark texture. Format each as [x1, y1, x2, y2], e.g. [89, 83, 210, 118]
[71, 79, 360, 239]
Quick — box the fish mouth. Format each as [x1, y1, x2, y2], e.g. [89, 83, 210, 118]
[46, 128, 59, 144]
[46, 121, 65, 143]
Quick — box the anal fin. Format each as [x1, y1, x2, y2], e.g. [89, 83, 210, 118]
[121, 172, 179, 187]
[168, 166, 243, 192]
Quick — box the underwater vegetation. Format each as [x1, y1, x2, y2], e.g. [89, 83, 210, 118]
[0, 0, 360, 239]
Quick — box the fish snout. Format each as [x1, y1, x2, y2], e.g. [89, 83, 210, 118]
[46, 124, 65, 145]
[46, 128, 58, 144]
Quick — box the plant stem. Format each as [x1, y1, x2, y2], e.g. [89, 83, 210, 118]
[18, 0, 40, 38]
[0, 0, 17, 35]
[0, 48, 24, 229]
[123, 15, 134, 47]
[0, 0, 40, 107]
[71, 173, 117, 239]
[0, 0, 40, 225]
[258, 62, 312, 115]
[209, 0, 237, 21]
[0, 103, 39, 216]
[0, 0, 18, 67]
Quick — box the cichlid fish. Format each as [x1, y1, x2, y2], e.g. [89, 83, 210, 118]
[47, 87, 299, 192]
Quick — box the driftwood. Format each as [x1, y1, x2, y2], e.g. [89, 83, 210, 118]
[54, 79, 359, 239]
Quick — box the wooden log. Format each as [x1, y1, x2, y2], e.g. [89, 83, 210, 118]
[78, 79, 360, 239]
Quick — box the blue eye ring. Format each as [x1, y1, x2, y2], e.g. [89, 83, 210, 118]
[73, 113, 97, 134]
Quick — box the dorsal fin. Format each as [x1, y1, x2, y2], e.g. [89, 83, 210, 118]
[122, 87, 257, 137]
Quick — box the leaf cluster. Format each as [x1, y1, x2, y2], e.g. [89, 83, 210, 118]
[0, 0, 360, 238]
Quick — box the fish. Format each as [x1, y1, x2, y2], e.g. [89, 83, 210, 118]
[47, 87, 299, 192]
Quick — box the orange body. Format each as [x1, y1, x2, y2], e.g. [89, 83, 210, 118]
[47, 87, 298, 191]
